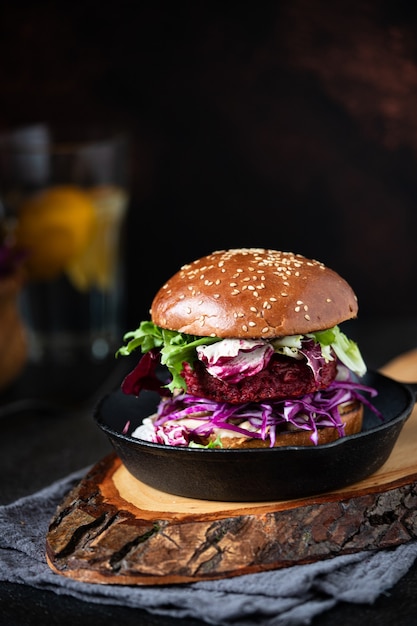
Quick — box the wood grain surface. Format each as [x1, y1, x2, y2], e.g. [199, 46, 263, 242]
[45, 352, 417, 585]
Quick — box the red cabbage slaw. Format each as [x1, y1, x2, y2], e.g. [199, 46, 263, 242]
[140, 375, 381, 448]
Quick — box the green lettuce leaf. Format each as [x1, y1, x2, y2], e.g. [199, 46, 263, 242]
[309, 326, 366, 377]
[116, 321, 220, 391]
[117, 321, 366, 392]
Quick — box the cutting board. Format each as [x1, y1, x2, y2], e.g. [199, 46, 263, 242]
[45, 350, 417, 585]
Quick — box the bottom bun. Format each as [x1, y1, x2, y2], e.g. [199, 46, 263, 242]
[218, 401, 364, 449]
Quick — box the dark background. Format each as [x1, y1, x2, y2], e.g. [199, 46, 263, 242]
[1, 0, 417, 330]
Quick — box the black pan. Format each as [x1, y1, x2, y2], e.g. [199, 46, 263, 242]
[93, 370, 417, 502]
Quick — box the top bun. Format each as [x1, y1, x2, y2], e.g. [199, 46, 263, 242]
[151, 248, 358, 338]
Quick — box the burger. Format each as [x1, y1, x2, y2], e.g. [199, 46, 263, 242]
[117, 248, 379, 448]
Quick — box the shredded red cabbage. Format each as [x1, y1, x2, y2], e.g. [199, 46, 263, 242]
[151, 377, 381, 447]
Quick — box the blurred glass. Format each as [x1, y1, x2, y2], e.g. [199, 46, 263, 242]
[0, 124, 130, 364]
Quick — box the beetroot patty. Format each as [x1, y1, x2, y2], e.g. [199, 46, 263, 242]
[181, 354, 338, 404]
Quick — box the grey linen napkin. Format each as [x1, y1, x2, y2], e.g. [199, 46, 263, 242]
[1, 468, 417, 626]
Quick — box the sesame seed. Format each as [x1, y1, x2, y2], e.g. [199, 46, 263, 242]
[231, 289, 240, 295]
[304, 314, 311, 320]
[249, 321, 256, 327]
[250, 306, 257, 312]
[262, 327, 269, 333]
[242, 324, 248, 332]
[295, 306, 301, 312]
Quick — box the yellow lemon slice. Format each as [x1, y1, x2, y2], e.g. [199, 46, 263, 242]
[15, 185, 96, 280]
[66, 186, 128, 291]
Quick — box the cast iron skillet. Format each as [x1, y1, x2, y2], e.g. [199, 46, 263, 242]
[94, 370, 417, 502]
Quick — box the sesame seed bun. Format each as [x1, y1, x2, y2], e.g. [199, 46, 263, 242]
[151, 248, 358, 338]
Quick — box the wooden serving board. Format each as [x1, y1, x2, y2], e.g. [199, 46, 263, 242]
[45, 351, 417, 585]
